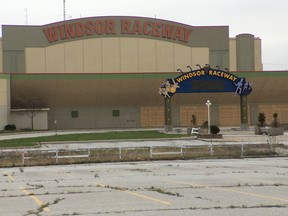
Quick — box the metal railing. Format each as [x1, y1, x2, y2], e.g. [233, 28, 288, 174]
[0, 143, 284, 167]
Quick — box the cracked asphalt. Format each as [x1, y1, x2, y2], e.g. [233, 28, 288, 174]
[1, 158, 287, 216]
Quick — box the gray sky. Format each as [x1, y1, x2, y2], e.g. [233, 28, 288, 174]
[1, 0, 287, 70]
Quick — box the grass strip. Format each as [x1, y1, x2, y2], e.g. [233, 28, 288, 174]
[0, 131, 188, 148]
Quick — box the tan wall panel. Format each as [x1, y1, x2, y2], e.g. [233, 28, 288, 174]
[140, 107, 164, 127]
[254, 38, 263, 71]
[120, 38, 139, 72]
[139, 39, 156, 72]
[229, 38, 237, 71]
[174, 44, 192, 70]
[219, 105, 240, 126]
[24, 38, 210, 74]
[25, 48, 46, 73]
[83, 39, 103, 73]
[258, 104, 288, 125]
[102, 38, 121, 73]
[65, 40, 84, 73]
[191, 47, 209, 67]
[45, 44, 65, 73]
[180, 106, 207, 127]
[0, 40, 3, 72]
[156, 41, 174, 72]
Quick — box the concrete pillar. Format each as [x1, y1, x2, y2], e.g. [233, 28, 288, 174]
[164, 97, 173, 132]
[0, 74, 10, 130]
[236, 34, 255, 71]
[240, 95, 248, 129]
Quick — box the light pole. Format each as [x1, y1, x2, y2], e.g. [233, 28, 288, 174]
[54, 120, 58, 135]
[206, 100, 211, 134]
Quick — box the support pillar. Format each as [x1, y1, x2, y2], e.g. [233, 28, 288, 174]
[240, 95, 248, 129]
[164, 97, 173, 132]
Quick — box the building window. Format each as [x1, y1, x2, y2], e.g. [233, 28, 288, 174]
[71, 111, 79, 118]
[112, 110, 120, 117]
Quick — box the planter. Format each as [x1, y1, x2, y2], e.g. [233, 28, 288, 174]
[197, 134, 223, 139]
[255, 126, 262, 135]
[199, 128, 208, 134]
[268, 127, 284, 136]
[255, 126, 269, 135]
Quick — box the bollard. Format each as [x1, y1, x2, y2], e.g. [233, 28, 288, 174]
[241, 144, 244, 158]
[119, 147, 122, 160]
[210, 144, 213, 156]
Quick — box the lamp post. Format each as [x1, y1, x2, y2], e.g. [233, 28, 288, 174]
[54, 120, 58, 135]
[206, 100, 211, 134]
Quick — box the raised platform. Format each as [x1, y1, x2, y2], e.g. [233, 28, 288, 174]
[197, 134, 223, 139]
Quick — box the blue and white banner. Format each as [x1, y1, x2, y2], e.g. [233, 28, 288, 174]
[159, 66, 252, 98]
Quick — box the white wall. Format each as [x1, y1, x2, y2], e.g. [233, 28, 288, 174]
[0, 77, 10, 130]
[0, 39, 3, 73]
[11, 109, 49, 130]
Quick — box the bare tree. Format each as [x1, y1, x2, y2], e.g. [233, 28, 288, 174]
[12, 95, 46, 130]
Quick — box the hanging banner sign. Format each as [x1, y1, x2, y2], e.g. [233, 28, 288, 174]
[159, 65, 252, 98]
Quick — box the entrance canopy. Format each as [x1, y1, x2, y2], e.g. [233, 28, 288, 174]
[159, 65, 252, 98]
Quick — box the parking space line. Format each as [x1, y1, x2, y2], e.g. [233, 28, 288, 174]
[213, 187, 288, 203]
[166, 179, 288, 203]
[20, 187, 50, 212]
[95, 183, 171, 205]
[123, 190, 171, 205]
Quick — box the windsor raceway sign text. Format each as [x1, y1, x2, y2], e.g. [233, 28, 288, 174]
[159, 66, 252, 98]
[42, 18, 193, 44]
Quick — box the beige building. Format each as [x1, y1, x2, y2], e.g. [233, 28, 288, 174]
[1, 16, 287, 130]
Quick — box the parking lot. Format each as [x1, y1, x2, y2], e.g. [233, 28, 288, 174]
[0, 158, 287, 216]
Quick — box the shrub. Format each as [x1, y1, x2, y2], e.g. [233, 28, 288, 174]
[201, 121, 208, 129]
[210, 125, 220, 134]
[257, 113, 266, 127]
[271, 113, 279, 127]
[4, 124, 16, 131]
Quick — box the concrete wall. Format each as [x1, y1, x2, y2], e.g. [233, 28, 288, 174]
[10, 72, 288, 129]
[48, 106, 140, 130]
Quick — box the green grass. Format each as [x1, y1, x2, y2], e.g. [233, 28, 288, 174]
[0, 131, 188, 148]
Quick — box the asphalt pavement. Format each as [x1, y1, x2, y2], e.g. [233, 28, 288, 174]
[1, 158, 287, 216]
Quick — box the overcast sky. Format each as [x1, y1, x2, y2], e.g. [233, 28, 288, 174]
[0, 0, 287, 70]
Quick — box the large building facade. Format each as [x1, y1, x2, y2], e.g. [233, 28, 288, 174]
[1, 16, 287, 130]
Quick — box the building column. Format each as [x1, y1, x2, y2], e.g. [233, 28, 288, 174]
[0, 74, 10, 129]
[236, 34, 255, 71]
[240, 95, 248, 129]
[164, 97, 172, 132]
